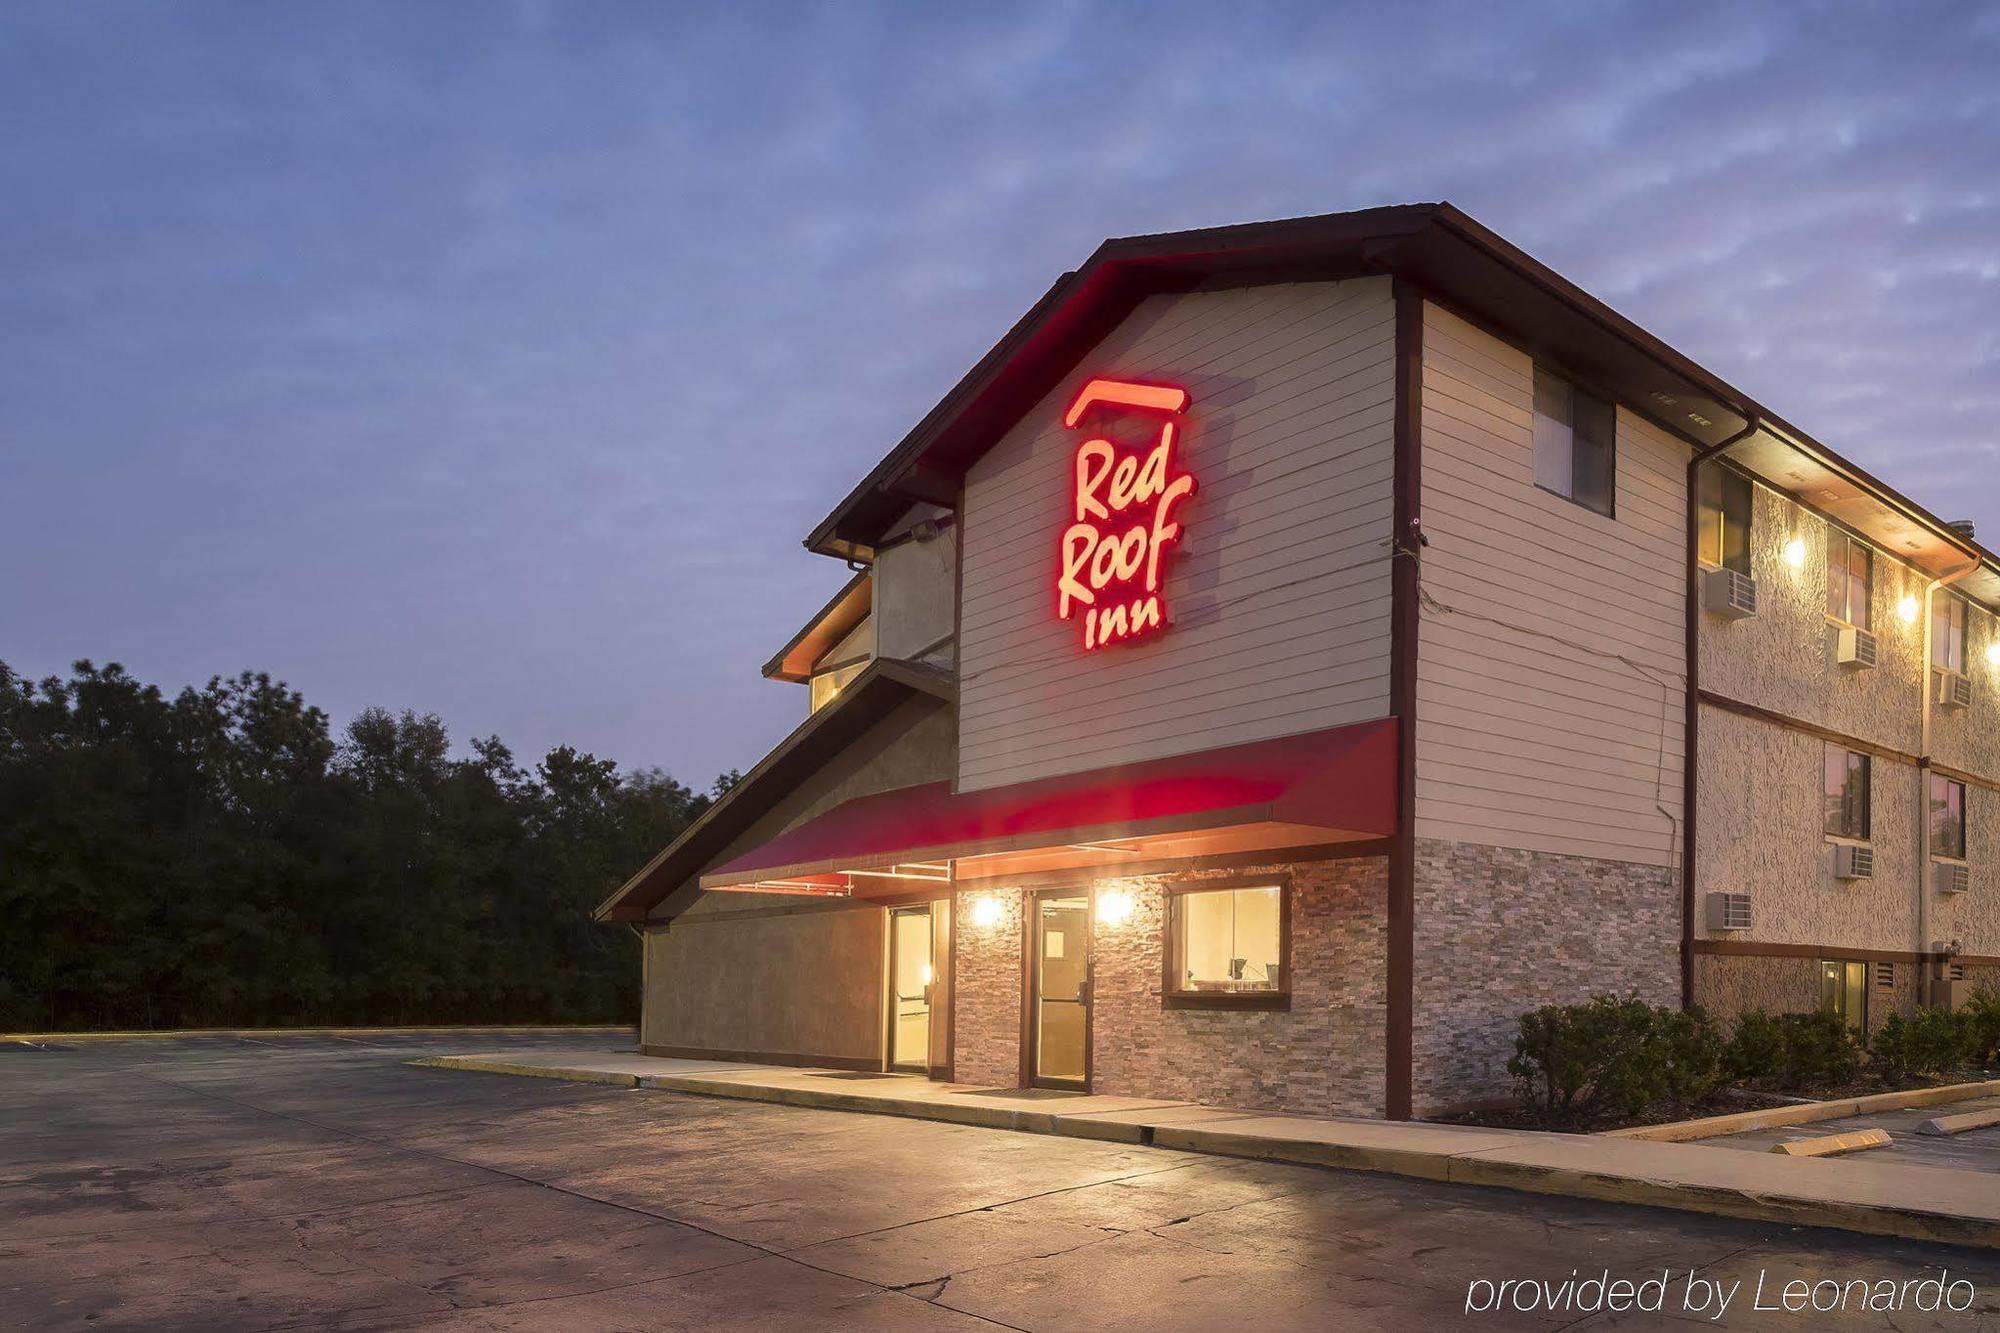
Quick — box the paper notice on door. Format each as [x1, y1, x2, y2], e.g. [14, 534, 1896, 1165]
[1046, 930, 1065, 959]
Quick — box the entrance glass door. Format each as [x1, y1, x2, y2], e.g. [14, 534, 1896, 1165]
[889, 906, 934, 1072]
[1031, 893, 1090, 1087]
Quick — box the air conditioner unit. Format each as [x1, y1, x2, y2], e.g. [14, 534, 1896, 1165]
[1832, 844, 1875, 880]
[1832, 625, 1878, 670]
[1933, 860, 1971, 894]
[1705, 891, 1752, 931]
[1935, 670, 1972, 710]
[1701, 567, 1757, 620]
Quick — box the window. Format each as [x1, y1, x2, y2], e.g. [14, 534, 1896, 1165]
[808, 659, 866, 712]
[1824, 745, 1870, 840]
[1825, 530, 1872, 630]
[1165, 881, 1288, 1008]
[1930, 774, 1967, 860]
[1697, 465, 1752, 574]
[1532, 367, 1615, 517]
[1821, 959, 1867, 1031]
[1933, 594, 1967, 674]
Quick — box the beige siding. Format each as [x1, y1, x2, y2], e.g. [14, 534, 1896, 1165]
[956, 277, 1397, 791]
[1414, 302, 1687, 867]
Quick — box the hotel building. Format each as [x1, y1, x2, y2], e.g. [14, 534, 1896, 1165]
[596, 203, 2000, 1118]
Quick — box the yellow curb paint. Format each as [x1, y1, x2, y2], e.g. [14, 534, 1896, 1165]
[1918, 1106, 2000, 1137]
[1604, 1078, 2000, 1142]
[1771, 1128, 1894, 1157]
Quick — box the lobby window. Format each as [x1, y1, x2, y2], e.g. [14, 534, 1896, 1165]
[1933, 593, 1967, 675]
[1824, 745, 1870, 841]
[1165, 881, 1288, 1008]
[1825, 531, 1872, 630]
[1820, 959, 1867, 1031]
[1532, 367, 1615, 517]
[1697, 466, 1752, 574]
[1931, 775, 1967, 860]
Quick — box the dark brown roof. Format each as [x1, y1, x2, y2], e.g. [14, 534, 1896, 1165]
[805, 201, 2000, 604]
[762, 568, 871, 683]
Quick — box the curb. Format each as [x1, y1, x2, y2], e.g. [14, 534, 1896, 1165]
[413, 1056, 2000, 1251]
[6, 1025, 637, 1045]
[409, 1056, 640, 1087]
[1603, 1078, 2000, 1142]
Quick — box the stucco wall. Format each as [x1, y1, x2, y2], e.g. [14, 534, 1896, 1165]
[642, 903, 884, 1064]
[1699, 477, 1925, 757]
[1696, 703, 1921, 953]
[1692, 953, 1918, 1034]
[1411, 838, 1679, 1113]
[874, 525, 956, 663]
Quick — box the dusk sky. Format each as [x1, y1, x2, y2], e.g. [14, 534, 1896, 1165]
[5, 2, 1997, 784]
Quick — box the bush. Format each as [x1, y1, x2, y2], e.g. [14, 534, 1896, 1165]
[1871, 1007, 1978, 1082]
[1725, 1010, 1862, 1092]
[1508, 996, 1723, 1122]
[1963, 988, 2000, 1067]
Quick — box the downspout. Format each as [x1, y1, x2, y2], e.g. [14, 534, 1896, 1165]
[1919, 556, 1982, 1007]
[1683, 418, 1763, 1008]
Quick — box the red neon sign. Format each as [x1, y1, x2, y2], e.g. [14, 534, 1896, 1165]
[1055, 377, 1195, 651]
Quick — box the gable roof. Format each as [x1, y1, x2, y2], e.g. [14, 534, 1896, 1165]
[593, 656, 953, 923]
[806, 201, 2000, 608]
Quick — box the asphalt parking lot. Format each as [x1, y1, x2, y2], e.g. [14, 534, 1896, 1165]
[4, 1034, 1998, 1330]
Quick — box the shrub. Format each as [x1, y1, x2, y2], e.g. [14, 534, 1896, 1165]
[1508, 996, 1722, 1122]
[1873, 1006, 1978, 1082]
[1962, 988, 2000, 1067]
[1726, 1010, 1862, 1092]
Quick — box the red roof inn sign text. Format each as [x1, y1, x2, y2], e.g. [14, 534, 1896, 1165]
[1055, 378, 1196, 652]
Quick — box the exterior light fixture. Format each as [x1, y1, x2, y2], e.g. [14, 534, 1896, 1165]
[1096, 889, 1135, 926]
[970, 896, 1005, 929]
[1899, 595, 1921, 625]
[1986, 640, 2000, 668]
[1783, 536, 1808, 571]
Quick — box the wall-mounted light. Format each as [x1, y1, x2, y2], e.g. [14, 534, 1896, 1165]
[1899, 595, 1921, 625]
[1783, 536, 1808, 572]
[1985, 640, 2000, 669]
[969, 896, 1005, 929]
[1096, 889, 1135, 926]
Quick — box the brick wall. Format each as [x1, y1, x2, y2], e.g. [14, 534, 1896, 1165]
[1411, 838, 1679, 1114]
[948, 856, 1388, 1116]
[951, 888, 1024, 1087]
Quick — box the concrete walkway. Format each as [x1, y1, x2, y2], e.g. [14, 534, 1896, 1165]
[414, 1048, 2000, 1251]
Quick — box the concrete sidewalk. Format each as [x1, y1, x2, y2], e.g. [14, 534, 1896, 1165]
[414, 1048, 2000, 1251]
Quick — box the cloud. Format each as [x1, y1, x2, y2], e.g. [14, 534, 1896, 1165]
[1, 0, 1995, 777]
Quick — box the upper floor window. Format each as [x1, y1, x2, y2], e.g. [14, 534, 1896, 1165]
[1532, 367, 1615, 517]
[1825, 530, 1872, 630]
[1933, 593, 1967, 675]
[1697, 466, 1752, 574]
[1824, 744, 1870, 841]
[1930, 774, 1967, 860]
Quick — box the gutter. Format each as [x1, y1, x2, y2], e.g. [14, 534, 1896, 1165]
[1683, 418, 1763, 1007]
[1919, 555, 1983, 1005]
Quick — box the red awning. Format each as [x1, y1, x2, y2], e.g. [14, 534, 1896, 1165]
[700, 718, 1396, 893]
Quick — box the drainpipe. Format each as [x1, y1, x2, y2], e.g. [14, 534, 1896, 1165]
[1919, 555, 1982, 1007]
[1683, 418, 1763, 1008]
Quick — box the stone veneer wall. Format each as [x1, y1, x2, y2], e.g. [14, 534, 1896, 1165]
[951, 888, 1024, 1087]
[948, 856, 1388, 1115]
[1089, 857, 1387, 1117]
[1411, 838, 1679, 1114]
